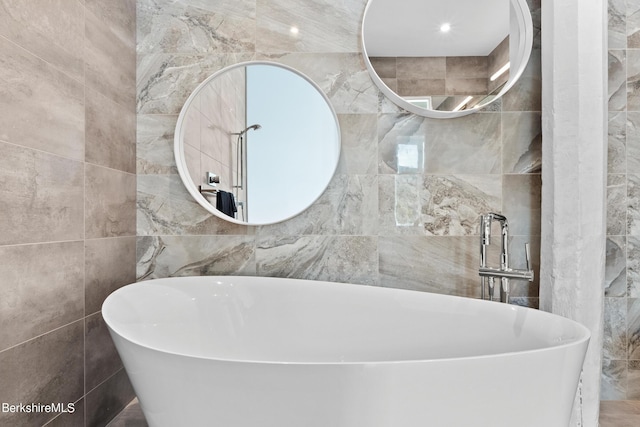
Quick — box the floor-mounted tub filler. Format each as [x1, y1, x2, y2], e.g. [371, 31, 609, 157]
[102, 276, 590, 427]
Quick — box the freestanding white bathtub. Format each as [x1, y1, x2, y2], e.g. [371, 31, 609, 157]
[102, 276, 590, 427]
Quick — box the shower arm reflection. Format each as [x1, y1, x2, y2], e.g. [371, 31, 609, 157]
[230, 124, 261, 221]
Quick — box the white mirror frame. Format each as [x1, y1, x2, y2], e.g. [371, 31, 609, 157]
[174, 61, 341, 226]
[361, 0, 534, 119]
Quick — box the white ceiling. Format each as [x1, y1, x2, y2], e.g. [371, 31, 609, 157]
[363, 0, 511, 57]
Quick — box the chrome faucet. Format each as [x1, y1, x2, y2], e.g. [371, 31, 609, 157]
[479, 213, 534, 303]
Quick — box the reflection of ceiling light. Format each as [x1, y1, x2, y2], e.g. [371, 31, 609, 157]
[453, 96, 473, 112]
[490, 62, 510, 81]
[290, 26, 299, 35]
[440, 23, 451, 33]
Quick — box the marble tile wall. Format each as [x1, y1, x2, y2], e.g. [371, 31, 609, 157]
[137, 0, 542, 304]
[0, 0, 137, 425]
[603, 0, 640, 402]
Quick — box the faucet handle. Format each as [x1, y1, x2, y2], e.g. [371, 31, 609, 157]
[525, 243, 531, 271]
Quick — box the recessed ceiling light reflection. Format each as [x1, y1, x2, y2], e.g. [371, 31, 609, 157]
[440, 23, 451, 33]
[290, 26, 299, 35]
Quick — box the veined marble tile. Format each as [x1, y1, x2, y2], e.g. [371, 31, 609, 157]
[607, 0, 627, 49]
[627, 50, 640, 111]
[608, 174, 627, 236]
[502, 112, 542, 173]
[85, 165, 136, 239]
[604, 297, 628, 360]
[0, 241, 84, 352]
[0, 142, 84, 246]
[424, 113, 502, 173]
[258, 53, 378, 114]
[608, 0, 626, 49]
[627, 174, 640, 236]
[609, 111, 626, 174]
[255, 0, 364, 53]
[0, 36, 84, 160]
[137, 174, 253, 235]
[85, 2, 136, 108]
[379, 236, 480, 297]
[257, 174, 378, 236]
[0, 0, 84, 82]
[601, 358, 627, 400]
[628, 0, 640, 48]
[137, 114, 179, 175]
[422, 175, 501, 236]
[502, 174, 542, 236]
[609, 50, 627, 111]
[137, 52, 255, 114]
[606, 236, 627, 297]
[136, 235, 256, 280]
[137, 0, 255, 54]
[628, 298, 640, 359]
[378, 89, 404, 114]
[627, 236, 640, 297]
[336, 114, 378, 175]
[378, 112, 501, 174]
[501, 47, 542, 112]
[626, 112, 640, 173]
[86, 88, 136, 173]
[256, 235, 378, 286]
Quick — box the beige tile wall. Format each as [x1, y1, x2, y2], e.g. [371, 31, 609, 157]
[0, 0, 137, 425]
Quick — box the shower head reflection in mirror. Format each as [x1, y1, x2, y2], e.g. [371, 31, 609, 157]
[362, 0, 533, 118]
[232, 124, 262, 136]
[174, 61, 341, 225]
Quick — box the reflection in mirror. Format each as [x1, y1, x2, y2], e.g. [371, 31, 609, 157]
[362, 0, 533, 118]
[175, 62, 341, 225]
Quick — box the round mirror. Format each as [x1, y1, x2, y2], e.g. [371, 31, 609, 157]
[362, 0, 533, 118]
[174, 61, 341, 225]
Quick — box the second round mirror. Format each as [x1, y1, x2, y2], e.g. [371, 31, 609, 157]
[362, 0, 533, 118]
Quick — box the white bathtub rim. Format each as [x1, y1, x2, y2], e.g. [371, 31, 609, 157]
[102, 276, 591, 367]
